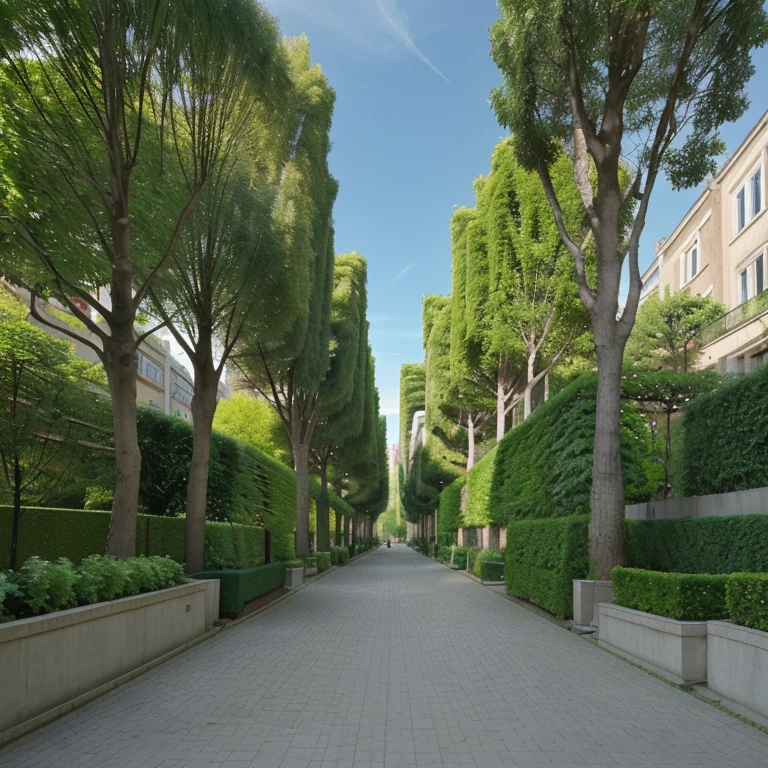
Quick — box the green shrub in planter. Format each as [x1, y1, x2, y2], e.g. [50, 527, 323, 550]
[74, 555, 129, 604]
[472, 549, 504, 578]
[330, 546, 349, 565]
[13, 557, 78, 614]
[726, 573, 768, 632]
[451, 546, 467, 570]
[193, 562, 287, 616]
[479, 558, 505, 582]
[286, 559, 303, 568]
[612, 567, 728, 621]
[316, 552, 331, 572]
[466, 547, 482, 573]
[438, 545, 451, 563]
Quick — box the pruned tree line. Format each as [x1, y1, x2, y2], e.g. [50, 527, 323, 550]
[0, 1, 387, 570]
[401, 0, 766, 582]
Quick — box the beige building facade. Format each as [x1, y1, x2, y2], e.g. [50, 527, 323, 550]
[640, 110, 768, 372]
[5, 283, 227, 421]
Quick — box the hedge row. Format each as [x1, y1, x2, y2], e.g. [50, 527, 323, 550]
[463, 448, 496, 528]
[613, 568, 768, 630]
[625, 515, 768, 574]
[0, 507, 265, 571]
[505, 515, 589, 618]
[472, 549, 504, 579]
[193, 562, 287, 616]
[681, 364, 768, 496]
[438, 476, 464, 541]
[727, 573, 768, 632]
[490, 374, 658, 525]
[612, 567, 728, 621]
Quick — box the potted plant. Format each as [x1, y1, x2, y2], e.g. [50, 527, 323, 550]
[285, 559, 304, 588]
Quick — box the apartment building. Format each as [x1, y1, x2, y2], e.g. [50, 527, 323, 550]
[6, 283, 228, 421]
[640, 110, 768, 373]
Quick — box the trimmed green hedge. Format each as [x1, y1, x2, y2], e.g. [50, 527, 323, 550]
[472, 549, 504, 578]
[193, 562, 287, 616]
[506, 515, 589, 618]
[331, 546, 349, 565]
[315, 552, 331, 571]
[0, 507, 264, 570]
[479, 559, 504, 582]
[463, 448, 496, 528]
[625, 515, 768, 574]
[490, 374, 658, 526]
[612, 567, 728, 621]
[726, 573, 768, 632]
[438, 477, 464, 540]
[681, 365, 768, 496]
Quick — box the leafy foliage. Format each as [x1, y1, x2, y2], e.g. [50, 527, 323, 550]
[625, 515, 768, 575]
[490, 374, 659, 525]
[191, 562, 287, 617]
[680, 365, 768, 496]
[726, 574, 768, 633]
[612, 567, 727, 621]
[472, 549, 505, 579]
[398, 364, 426, 472]
[437, 477, 464, 541]
[1, 554, 185, 622]
[625, 290, 726, 372]
[463, 447, 497, 528]
[505, 515, 589, 618]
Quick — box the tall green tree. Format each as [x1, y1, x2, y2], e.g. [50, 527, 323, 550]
[491, 0, 768, 577]
[146, 7, 289, 573]
[312, 254, 369, 552]
[625, 289, 725, 372]
[0, 0, 261, 557]
[235, 37, 338, 558]
[0, 290, 111, 568]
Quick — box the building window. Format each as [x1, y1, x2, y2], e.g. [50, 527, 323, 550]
[753, 169, 762, 218]
[690, 246, 698, 278]
[738, 251, 767, 305]
[758, 256, 765, 295]
[137, 352, 163, 386]
[737, 188, 746, 232]
[741, 269, 748, 304]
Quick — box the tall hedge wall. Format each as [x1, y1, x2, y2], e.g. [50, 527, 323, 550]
[505, 515, 589, 618]
[463, 446, 497, 528]
[0, 506, 266, 570]
[438, 476, 465, 542]
[398, 364, 426, 471]
[681, 365, 768, 496]
[490, 373, 658, 525]
[626, 515, 768, 575]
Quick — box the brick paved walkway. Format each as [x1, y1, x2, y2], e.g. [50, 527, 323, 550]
[3, 544, 768, 767]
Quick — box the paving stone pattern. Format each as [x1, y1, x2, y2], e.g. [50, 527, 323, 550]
[3, 544, 768, 767]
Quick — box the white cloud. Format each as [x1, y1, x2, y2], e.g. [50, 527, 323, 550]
[264, 0, 448, 81]
[392, 264, 413, 283]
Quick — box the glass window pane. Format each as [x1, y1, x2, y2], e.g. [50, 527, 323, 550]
[741, 269, 748, 303]
[753, 170, 762, 217]
[757, 256, 764, 294]
[691, 247, 698, 276]
[737, 188, 746, 231]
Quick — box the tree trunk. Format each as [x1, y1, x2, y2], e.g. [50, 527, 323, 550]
[10, 458, 22, 570]
[293, 440, 311, 557]
[316, 459, 330, 552]
[588, 328, 626, 579]
[544, 372, 550, 402]
[496, 365, 507, 442]
[184, 362, 218, 574]
[523, 348, 536, 420]
[466, 413, 476, 472]
[337, 513, 344, 547]
[104, 328, 141, 559]
[663, 407, 673, 499]
[349, 515, 356, 552]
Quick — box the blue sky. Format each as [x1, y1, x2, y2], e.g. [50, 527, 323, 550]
[263, 0, 768, 447]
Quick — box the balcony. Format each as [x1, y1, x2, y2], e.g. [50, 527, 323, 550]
[698, 290, 768, 347]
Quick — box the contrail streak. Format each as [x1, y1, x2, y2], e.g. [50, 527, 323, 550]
[375, 0, 450, 83]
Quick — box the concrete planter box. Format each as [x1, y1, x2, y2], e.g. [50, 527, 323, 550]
[597, 603, 707, 684]
[707, 621, 768, 721]
[0, 580, 219, 737]
[285, 567, 304, 588]
[573, 579, 613, 626]
[303, 566, 318, 577]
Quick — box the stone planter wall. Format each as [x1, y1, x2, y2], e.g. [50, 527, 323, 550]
[0, 580, 219, 737]
[596, 603, 707, 684]
[573, 580, 613, 626]
[285, 567, 304, 588]
[707, 620, 768, 721]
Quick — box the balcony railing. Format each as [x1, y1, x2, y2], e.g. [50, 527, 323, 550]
[697, 290, 768, 347]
